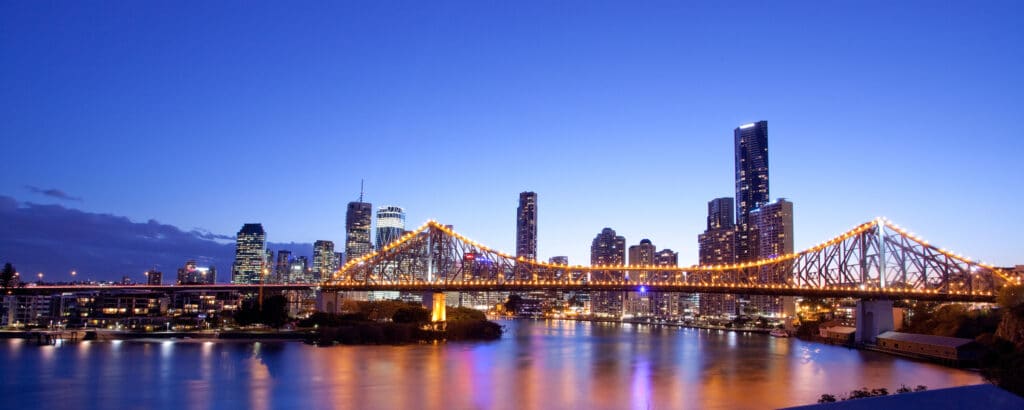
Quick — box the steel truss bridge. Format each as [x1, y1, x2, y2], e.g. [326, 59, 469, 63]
[323, 218, 1018, 303]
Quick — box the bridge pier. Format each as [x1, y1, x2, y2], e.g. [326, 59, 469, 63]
[422, 292, 446, 326]
[855, 299, 895, 344]
[317, 290, 343, 314]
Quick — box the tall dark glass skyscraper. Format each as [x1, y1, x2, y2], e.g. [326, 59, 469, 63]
[375, 206, 406, 250]
[231, 223, 266, 284]
[516, 192, 537, 261]
[707, 197, 735, 230]
[346, 200, 373, 262]
[735, 121, 769, 262]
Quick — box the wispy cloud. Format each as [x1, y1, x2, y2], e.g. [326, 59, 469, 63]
[0, 195, 313, 281]
[24, 185, 83, 201]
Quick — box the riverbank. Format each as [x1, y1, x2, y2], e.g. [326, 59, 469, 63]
[0, 329, 314, 342]
[544, 316, 773, 334]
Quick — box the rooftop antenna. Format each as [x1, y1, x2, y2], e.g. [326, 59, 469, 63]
[359, 179, 364, 202]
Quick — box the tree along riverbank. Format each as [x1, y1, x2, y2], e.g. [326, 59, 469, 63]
[300, 301, 503, 345]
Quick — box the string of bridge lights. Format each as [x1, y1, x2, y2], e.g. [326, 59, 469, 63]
[330, 217, 1018, 286]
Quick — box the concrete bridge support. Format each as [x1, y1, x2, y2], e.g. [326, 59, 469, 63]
[422, 292, 446, 324]
[855, 299, 895, 344]
[317, 290, 343, 314]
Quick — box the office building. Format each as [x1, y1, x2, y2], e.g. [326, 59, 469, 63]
[231, 223, 266, 284]
[275, 250, 292, 284]
[313, 240, 336, 281]
[516, 192, 538, 261]
[375, 206, 406, 249]
[177, 260, 216, 285]
[346, 200, 373, 262]
[288, 256, 311, 283]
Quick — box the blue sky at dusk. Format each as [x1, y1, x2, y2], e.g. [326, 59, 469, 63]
[2, 1, 1022, 280]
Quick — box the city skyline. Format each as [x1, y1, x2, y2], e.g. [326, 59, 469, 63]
[2, 2, 1023, 279]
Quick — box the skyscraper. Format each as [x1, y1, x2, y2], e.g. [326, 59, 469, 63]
[707, 197, 735, 230]
[628, 239, 656, 281]
[735, 121, 769, 263]
[275, 250, 292, 284]
[750, 198, 794, 316]
[177, 260, 217, 285]
[626, 239, 656, 317]
[231, 223, 266, 284]
[146, 270, 162, 286]
[652, 248, 687, 318]
[289, 256, 311, 283]
[590, 227, 625, 317]
[313, 240, 336, 281]
[346, 199, 373, 262]
[516, 192, 538, 261]
[698, 198, 738, 318]
[375, 206, 406, 249]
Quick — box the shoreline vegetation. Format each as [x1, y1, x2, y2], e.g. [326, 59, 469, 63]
[299, 302, 503, 346]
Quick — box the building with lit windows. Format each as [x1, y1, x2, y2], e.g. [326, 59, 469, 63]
[177, 260, 216, 285]
[625, 239, 656, 316]
[313, 240, 337, 281]
[749, 198, 794, 316]
[590, 228, 625, 317]
[735, 121, 769, 263]
[375, 206, 406, 250]
[231, 224, 266, 285]
[699, 198, 738, 318]
[146, 270, 162, 285]
[346, 200, 373, 262]
[516, 192, 538, 261]
[288, 256, 311, 283]
[274, 250, 292, 284]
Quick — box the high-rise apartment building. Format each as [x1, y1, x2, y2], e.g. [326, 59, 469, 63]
[346, 200, 373, 262]
[375, 206, 406, 250]
[625, 239, 657, 317]
[231, 224, 266, 284]
[735, 121, 769, 263]
[313, 240, 336, 281]
[698, 198, 738, 318]
[549, 256, 568, 265]
[707, 197, 735, 230]
[651, 248, 689, 318]
[628, 239, 656, 281]
[590, 228, 625, 317]
[516, 192, 538, 261]
[749, 198, 794, 316]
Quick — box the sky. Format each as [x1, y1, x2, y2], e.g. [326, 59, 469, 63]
[2, 1, 1022, 281]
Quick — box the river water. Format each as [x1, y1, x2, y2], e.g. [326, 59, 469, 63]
[0, 320, 982, 409]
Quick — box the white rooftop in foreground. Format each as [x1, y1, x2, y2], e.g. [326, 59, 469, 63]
[781, 384, 1024, 410]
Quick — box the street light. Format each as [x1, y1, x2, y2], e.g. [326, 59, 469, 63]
[37, 272, 43, 283]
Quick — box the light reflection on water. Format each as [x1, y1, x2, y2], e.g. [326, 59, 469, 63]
[0, 320, 983, 409]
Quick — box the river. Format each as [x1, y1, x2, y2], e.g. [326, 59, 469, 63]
[0, 319, 982, 409]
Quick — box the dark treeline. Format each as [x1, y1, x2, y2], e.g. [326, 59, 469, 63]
[299, 301, 502, 345]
